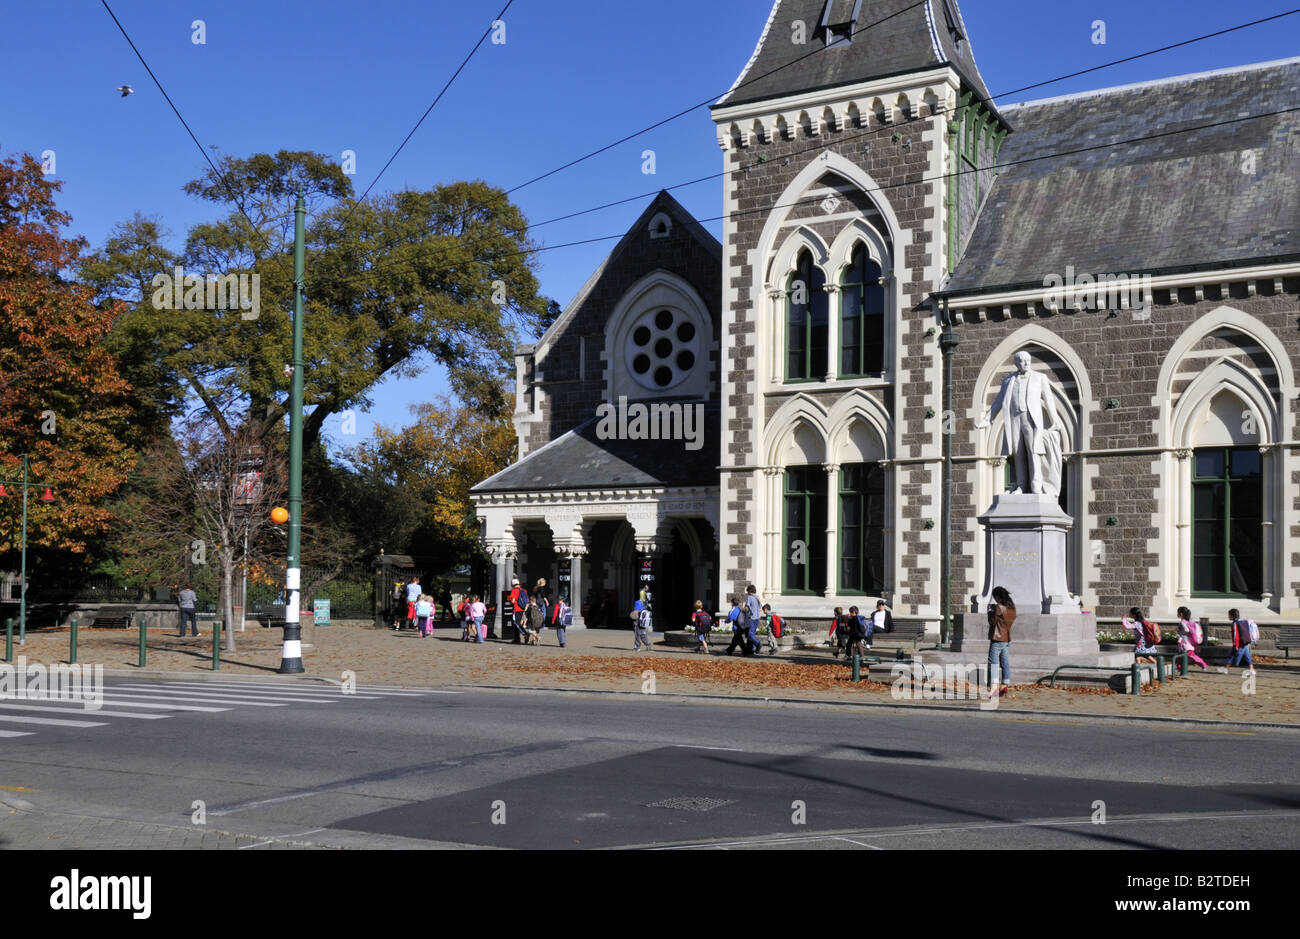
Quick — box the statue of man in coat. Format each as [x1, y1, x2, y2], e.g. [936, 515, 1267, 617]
[975, 351, 1065, 497]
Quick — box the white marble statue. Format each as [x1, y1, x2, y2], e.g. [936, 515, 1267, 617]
[975, 351, 1064, 497]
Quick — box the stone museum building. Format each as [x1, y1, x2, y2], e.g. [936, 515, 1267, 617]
[473, 0, 1300, 635]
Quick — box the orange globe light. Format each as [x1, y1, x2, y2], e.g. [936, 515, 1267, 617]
[270, 507, 289, 525]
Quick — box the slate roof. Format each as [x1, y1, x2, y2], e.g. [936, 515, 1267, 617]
[946, 58, 1300, 295]
[716, 0, 994, 110]
[471, 409, 720, 494]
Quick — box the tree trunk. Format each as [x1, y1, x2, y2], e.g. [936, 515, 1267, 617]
[222, 548, 237, 653]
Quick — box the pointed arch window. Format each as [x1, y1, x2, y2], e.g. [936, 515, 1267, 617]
[839, 244, 884, 377]
[1192, 447, 1263, 597]
[786, 250, 828, 382]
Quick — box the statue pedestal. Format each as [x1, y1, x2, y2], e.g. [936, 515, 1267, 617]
[974, 493, 1075, 615]
[925, 492, 1131, 680]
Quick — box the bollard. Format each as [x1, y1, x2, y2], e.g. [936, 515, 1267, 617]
[4, 617, 12, 664]
[1131, 662, 1142, 696]
[212, 620, 220, 671]
[137, 615, 147, 669]
[851, 650, 861, 683]
[70, 617, 78, 665]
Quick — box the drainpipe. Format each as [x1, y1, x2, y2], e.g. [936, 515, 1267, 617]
[938, 293, 958, 647]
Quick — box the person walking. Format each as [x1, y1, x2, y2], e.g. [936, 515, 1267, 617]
[508, 578, 529, 643]
[391, 580, 405, 629]
[534, 578, 551, 640]
[691, 600, 713, 653]
[403, 576, 422, 631]
[177, 583, 198, 637]
[1227, 608, 1257, 674]
[470, 595, 487, 643]
[829, 606, 849, 658]
[1175, 606, 1210, 670]
[743, 585, 762, 654]
[987, 586, 1016, 698]
[415, 594, 433, 638]
[1122, 607, 1160, 664]
[632, 599, 652, 652]
[551, 596, 571, 648]
[760, 603, 781, 655]
[725, 597, 750, 655]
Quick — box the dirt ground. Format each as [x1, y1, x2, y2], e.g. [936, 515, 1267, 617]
[8, 622, 1299, 726]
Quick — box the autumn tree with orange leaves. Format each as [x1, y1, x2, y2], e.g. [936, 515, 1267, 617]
[0, 152, 137, 559]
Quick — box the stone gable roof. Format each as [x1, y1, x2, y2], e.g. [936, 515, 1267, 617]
[947, 58, 1300, 295]
[716, 0, 993, 110]
[471, 408, 720, 494]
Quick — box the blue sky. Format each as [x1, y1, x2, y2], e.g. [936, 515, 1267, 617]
[5, 0, 1297, 451]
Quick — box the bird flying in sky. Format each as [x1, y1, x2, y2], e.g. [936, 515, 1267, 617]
[116, 84, 133, 97]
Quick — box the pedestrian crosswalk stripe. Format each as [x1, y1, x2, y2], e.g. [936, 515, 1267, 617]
[98, 691, 288, 708]
[0, 703, 169, 720]
[87, 696, 230, 712]
[0, 730, 33, 738]
[113, 685, 338, 705]
[0, 714, 107, 728]
[123, 681, 380, 701]
[196, 680, 438, 698]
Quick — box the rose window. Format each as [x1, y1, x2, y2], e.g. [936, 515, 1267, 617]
[626, 308, 699, 390]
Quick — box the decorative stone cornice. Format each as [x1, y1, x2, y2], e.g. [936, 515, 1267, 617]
[713, 69, 958, 152]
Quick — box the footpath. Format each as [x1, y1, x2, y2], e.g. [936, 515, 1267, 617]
[9, 622, 1300, 728]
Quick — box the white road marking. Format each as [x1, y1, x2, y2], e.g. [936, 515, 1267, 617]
[88, 695, 231, 712]
[0, 730, 34, 738]
[0, 714, 107, 728]
[96, 690, 287, 708]
[0, 703, 168, 719]
[120, 682, 372, 701]
[671, 744, 745, 752]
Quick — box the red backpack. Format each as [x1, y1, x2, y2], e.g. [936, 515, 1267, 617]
[1142, 620, 1161, 646]
[770, 614, 784, 639]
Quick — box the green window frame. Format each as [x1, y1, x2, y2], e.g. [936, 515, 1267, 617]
[784, 466, 827, 595]
[786, 250, 828, 382]
[1191, 446, 1263, 598]
[839, 244, 885, 378]
[839, 463, 886, 594]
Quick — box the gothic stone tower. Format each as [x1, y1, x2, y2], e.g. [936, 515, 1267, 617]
[711, 0, 1005, 621]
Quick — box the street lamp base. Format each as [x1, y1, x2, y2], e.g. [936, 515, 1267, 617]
[278, 622, 305, 674]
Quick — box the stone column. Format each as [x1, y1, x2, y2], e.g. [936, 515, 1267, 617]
[1173, 449, 1191, 600]
[1260, 445, 1275, 604]
[822, 283, 840, 382]
[822, 462, 840, 597]
[767, 288, 785, 383]
[762, 466, 782, 596]
[557, 540, 589, 628]
[487, 539, 517, 639]
[878, 459, 896, 600]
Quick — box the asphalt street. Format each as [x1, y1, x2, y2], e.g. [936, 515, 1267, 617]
[0, 677, 1296, 849]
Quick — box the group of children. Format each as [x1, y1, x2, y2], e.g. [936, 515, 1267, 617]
[1121, 606, 1258, 674]
[687, 593, 783, 655]
[454, 595, 490, 643]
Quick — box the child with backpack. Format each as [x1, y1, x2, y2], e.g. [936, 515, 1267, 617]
[691, 600, 713, 653]
[760, 603, 782, 655]
[1122, 607, 1160, 664]
[829, 606, 849, 658]
[725, 597, 750, 655]
[551, 596, 572, 648]
[415, 595, 434, 638]
[1227, 608, 1257, 674]
[509, 578, 529, 644]
[1175, 606, 1209, 670]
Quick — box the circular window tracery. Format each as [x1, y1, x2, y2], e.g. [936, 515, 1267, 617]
[624, 307, 701, 390]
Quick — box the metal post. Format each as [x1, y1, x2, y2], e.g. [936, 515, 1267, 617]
[19, 454, 28, 645]
[137, 615, 146, 668]
[69, 617, 78, 665]
[938, 296, 958, 647]
[280, 191, 307, 674]
[212, 619, 221, 671]
[240, 527, 248, 632]
[4, 617, 11, 663]
[851, 650, 861, 683]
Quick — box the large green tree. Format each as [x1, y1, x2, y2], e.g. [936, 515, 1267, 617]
[82, 151, 551, 447]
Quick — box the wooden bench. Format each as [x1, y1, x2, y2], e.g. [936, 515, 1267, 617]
[1278, 625, 1300, 659]
[89, 605, 136, 628]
